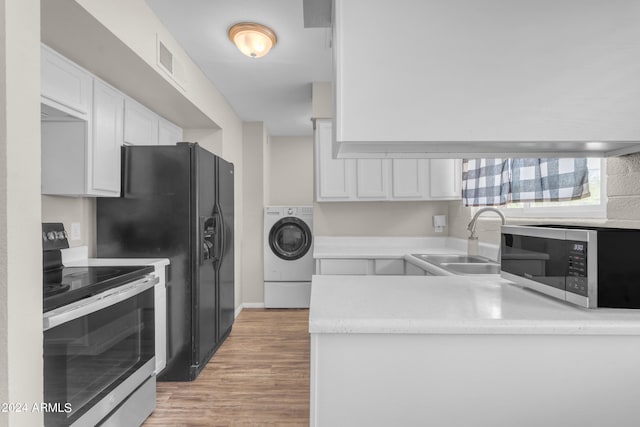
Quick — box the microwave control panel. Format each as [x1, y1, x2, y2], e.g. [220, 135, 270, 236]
[566, 241, 588, 297]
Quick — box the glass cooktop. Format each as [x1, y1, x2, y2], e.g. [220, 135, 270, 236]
[43, 265, 154, 312]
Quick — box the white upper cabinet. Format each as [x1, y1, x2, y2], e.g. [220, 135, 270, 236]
[42, 78, 123, 197]
[41, 45, 183, 196]
[315, 119, 355, 201]
[158, 117, 183, 146]
[124, 97, 159, 145]
[41, 45, 91, 118]
[91, 79, 124, 195]
[391, 159, 425, 200]
[124, 97, 182, 146]
[356, 159, 389, 200]
[314, 120, 460, 202]
[429, 159, 461, 200]
[333, 0, 640, 158]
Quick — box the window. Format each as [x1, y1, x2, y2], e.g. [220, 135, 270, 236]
[463, 158, 606, 218]
[501, 158, 605, 218]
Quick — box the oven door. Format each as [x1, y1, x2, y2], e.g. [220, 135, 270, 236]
[43, 276, 157, 427]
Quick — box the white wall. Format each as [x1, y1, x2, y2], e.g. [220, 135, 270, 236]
[184, 128, 223, 155]
[314, 202, 450, 236]
[242, 122, 267, 305]
[0, 0, 43, 425]
[268, 136, 314, 206]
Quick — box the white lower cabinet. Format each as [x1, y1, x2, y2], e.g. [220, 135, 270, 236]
[374, 259, 405, 275]
[317, 259, 370, 275]
[316, 258, 424, 276]
[314, 119, 461, 202]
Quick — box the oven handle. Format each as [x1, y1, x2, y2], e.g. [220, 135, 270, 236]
[43, 275, 159, 331]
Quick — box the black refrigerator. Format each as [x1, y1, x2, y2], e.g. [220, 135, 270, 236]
[96, 142, 234, 381]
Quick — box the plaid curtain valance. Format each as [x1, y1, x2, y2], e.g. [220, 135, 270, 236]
[462, 158, 590, 207]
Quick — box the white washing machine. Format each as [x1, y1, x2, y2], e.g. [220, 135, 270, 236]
[264, 206, 314, 308]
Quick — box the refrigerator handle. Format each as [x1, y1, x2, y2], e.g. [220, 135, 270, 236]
[215, 202, 226, 269]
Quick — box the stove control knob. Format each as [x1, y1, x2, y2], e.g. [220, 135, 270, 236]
[47, 231, 56, 241]
[287, 208, 293, 215]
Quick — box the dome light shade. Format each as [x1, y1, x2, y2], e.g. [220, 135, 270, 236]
[228, 22, 277, 58]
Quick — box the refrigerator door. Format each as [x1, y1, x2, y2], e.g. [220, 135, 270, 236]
[193, 145, 218, 371]
[97, 145, 193, 380]
[216, 157, 235, 338]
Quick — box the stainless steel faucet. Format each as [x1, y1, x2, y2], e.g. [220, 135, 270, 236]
[466, 207, 506, 258]
[467, 207, 506, 239]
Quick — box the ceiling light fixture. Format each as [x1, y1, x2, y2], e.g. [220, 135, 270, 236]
[228, 22, 277, 58]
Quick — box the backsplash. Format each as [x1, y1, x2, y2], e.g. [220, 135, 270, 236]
[606, 153, 640, 226]
[313, 201, 450, 236]
[41, 196, 96, 256]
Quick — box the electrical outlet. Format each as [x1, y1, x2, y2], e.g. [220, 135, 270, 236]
[70, 223, 81, 241]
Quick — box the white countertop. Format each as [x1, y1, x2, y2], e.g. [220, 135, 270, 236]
[61, 246, 169, 269]
[309, 275, 640, 335]
[313, 236, 499, 260]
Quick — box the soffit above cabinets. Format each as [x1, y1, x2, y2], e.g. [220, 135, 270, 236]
[333, 0, 640, 158]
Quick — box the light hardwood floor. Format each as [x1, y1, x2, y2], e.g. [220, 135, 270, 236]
[144, 309, 310, 427]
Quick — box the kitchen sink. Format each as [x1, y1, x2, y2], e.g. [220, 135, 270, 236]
[411, 254, 493, 264]
[408, 253, 501, 276]
[439, 262, 501, 275]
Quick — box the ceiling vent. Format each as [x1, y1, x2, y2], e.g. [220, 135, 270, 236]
[156, 36, 187, 91]
[303, 0, 332, 28]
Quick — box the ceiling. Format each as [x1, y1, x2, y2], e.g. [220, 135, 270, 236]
[145, 0, 333, 136]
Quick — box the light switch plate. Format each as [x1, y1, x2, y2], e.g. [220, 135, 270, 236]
[433, 215, 447, 233]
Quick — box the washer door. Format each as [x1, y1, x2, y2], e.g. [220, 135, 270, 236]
[269, 217, 312, 261]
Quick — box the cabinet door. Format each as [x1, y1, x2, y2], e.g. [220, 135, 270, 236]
[91, 79, 123, 196]
[391, 159, 426, 199]
[315, 119, 355, 201]
[318, 259, 370, 275]
[405, 262, 427, 276]
[158, 117, 183, 146]
[429, 159, 462, 199]
[374, 259, 404, 275]
[124, 97, 159, 145]
[41, 45, 91, 117]
[356, 159, 389, 199]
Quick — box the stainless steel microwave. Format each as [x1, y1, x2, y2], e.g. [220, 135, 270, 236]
[501, 225, 640, 309]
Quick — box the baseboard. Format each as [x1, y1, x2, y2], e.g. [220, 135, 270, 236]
[234, 303, 266, 319]
[243, 302, 266, 309]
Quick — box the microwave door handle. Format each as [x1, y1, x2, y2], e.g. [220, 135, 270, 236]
[43, 276, 158, 331]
